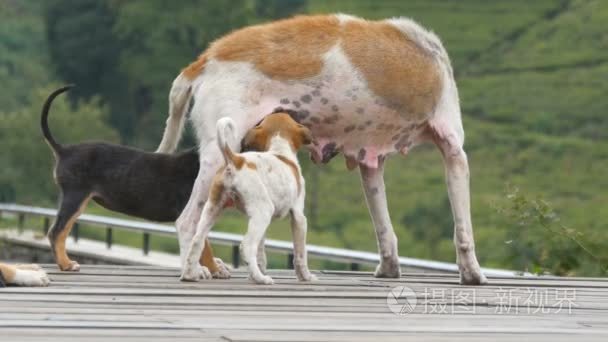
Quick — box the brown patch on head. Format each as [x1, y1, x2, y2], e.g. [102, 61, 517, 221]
[242, 112, 313, 152]
[209, 15, 340, 80]
[341, 20, 442, 118]
[275, 155, 301, 194]
[182, 53, 208, 80]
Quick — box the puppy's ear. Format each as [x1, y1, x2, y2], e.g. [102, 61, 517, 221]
[300, 126, 313, 146]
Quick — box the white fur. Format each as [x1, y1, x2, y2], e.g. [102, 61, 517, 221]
[2, 264, 50, 287]
[161, 15, 487, 285]
[180, 118, 316, 284]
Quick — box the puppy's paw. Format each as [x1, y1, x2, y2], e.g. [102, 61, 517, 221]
[14, 269, 50, 287]
[211, 258, 231, 279]
[181, 265, 212, 282]
[59, 261, 80, 272]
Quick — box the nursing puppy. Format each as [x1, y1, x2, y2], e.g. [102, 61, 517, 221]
[181, 113, 315, 284]
[41, 86, 228, 277]
[0, 263, 49, 287]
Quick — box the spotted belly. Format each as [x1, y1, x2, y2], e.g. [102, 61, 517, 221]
[252, 80, 431, 169]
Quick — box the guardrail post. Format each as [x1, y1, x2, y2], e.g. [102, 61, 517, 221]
[106, 227, 113, 249]
[350, 263, 360, 271]
[232, 245, 240, 269]
[18, 214, 24, 234]
[143, 233, 150, 255]
[287, 253, 294, 270]
[72, 223, 79, 242]
[43, 217, 50, 235]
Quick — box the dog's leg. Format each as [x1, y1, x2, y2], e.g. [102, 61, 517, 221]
[359, 160, 401, 278]
[48, 191, 91, 271]
[256, 234, 267, 275]
[181, 202, 222, 281]
[242, 211, 273, 285]
[176, 143, 223, 267]
[199, 239, 230, 279]
[0, 263, 49, 287]
[428, 121, 487, 285]
[290, 205, 316, 282]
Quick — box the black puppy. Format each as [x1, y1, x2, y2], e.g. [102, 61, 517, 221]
[42, 86, 225, 276]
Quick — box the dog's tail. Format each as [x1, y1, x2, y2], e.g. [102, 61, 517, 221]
[216, 117, 241, 168]
[41, 85, 73, 154]
[156, 54, 208, 153]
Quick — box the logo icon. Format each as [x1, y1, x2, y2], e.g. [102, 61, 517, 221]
[387, 285, 417, 315]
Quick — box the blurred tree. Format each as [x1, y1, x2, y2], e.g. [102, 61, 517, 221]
[44, 0, 134, 141]
[0, 85, 119, 204]
[0, 0, 53, 112]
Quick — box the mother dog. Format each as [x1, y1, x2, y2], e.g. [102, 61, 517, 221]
[158, 14, 487, 284]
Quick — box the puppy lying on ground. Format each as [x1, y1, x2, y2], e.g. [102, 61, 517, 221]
[181, 113, 316, 284]
[0, 263, 49, 287]
[41, 86, 229, 277]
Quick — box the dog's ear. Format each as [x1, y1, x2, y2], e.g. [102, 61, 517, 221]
[241, 128, 267, 152]
[299, 125, 313, 146]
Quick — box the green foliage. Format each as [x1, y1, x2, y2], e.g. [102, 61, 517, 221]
[0, 85, 119, 204]
[494, 185, 606, 276]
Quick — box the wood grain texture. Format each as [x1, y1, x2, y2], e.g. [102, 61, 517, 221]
[0, 265, 607, 341]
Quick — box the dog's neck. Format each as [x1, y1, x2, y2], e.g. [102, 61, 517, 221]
[267, 135, 298, 162]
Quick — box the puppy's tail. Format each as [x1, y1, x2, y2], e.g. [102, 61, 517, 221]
[216, 117, 241, 169]
[156, 55, 208, 153]
[41, 85, 73, 155]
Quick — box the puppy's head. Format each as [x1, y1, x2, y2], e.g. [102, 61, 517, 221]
[242, 112, 313, 152]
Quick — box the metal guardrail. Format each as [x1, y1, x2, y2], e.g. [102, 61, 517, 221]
[0, 203, 518, 276]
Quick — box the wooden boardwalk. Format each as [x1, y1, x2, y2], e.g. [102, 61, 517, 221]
[1, 265, 607, 341]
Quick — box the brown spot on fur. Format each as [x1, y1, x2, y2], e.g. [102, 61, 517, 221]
[0, 263, 16, 283]
[182, 53, 208, 80]
[199, 239, 221, 274]
[246, 161, 257, 170]
[209, 169, 226, 206]
[210, 15, 340, 80]
[341, 20, 442, 118]
[223, 146, 246, 169]
[275, 155, 301, 194]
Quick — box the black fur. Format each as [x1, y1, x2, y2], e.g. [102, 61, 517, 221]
[41, 86, 199, 267]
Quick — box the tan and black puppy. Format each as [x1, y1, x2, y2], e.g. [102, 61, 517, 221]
[0, 263, 49, 287]
[41, 86, 229, 278]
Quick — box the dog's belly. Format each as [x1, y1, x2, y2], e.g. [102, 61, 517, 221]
[258, 82, 429, 168]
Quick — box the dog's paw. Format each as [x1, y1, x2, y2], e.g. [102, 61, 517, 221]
[181, 265, 212, 282]
[460, 269, 488, 285]
[298, 272, 318, 282]
[211, 257, 231, 279]
[374, 259, 401, 278]
[59, 261, 80, 272]
[250, 274, 274, 285]
[14, 269, 50, 287]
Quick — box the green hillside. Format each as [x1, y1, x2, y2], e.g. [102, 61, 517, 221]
[1, 0, 606, 275]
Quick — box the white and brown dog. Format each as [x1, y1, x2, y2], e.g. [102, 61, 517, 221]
[159, 14, 487, 285]
[0, 263, 49, 287]
[180, 113, 315, 285]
